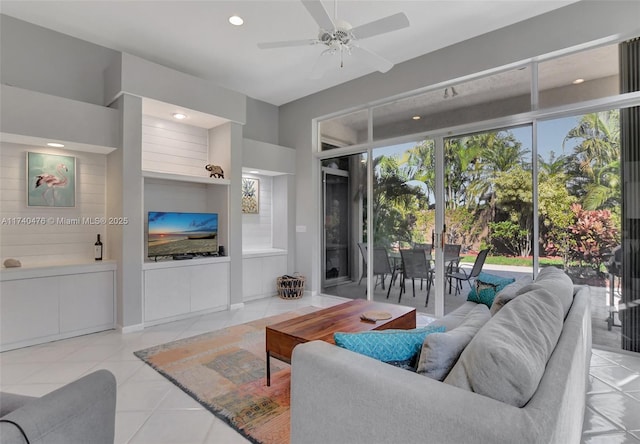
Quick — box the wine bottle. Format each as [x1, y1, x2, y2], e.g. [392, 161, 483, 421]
[94, 234, 103, 261]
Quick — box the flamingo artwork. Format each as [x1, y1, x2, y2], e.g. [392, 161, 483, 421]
[34, 163, 70, 206]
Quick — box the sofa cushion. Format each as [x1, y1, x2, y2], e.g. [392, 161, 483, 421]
[489, 276, 534, 316]
[416, 304, 491, 381]
[429, 301, 478, 331]
[0, 392, 37, 417]
[467, 272, 515, 307]
[516, 266, 574, 317]
[444, 287, 564, 407]
[334, 326, 445, 365]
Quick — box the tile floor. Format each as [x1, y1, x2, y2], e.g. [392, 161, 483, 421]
[1, 293, 639, 444]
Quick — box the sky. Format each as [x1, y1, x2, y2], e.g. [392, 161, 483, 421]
[373, 115, 582, 164]
[148, 212, 218, 234]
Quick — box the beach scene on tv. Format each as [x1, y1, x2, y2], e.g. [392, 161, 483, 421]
[148, 212, 218, 258]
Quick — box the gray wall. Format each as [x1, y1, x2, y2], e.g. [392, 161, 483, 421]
[0, 14, 119, 105]
[245, 98, 280, 145]
[279, 0, 640, 292]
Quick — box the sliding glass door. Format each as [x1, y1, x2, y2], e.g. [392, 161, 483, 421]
[321, 154, 367, 297]
[538, 110, 623, 350]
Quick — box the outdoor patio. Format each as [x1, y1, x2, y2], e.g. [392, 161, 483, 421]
[323, 264, 623, 351]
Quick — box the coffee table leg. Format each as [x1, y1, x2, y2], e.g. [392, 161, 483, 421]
[266, 351, 271, 386]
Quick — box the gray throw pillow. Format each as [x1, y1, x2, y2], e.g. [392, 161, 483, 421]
[516, 267, 574, 318]
[417, 304, 491, 381]
[429, 301, 478, 331]
[444, 288, 564, 407]
[489, 276, 533, 316]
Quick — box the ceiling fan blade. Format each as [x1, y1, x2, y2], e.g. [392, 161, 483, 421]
[351, 46, 394, 73]
[309, 50, 334, 79]
[301, 0, 335, 31]
[351, 12, 409, 40]
[257, 39, 318, 49]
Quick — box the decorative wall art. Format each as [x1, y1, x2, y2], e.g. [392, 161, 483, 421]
[242, 177, 259, 214]
[27, 152, 76, 207]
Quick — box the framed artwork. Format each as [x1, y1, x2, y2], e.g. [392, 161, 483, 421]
[242, 177, 259, 214]
[27, 152, 76, 207]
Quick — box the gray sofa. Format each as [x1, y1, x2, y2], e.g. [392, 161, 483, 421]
[290, 268, 591, 444]
[0, 369, 116, 444]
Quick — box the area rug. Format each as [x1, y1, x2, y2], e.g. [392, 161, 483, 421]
[134, 307, 321, 444]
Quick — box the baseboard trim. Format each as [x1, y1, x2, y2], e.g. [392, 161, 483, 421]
[230, 302, 245, 310]
[119, 323, 144, 334]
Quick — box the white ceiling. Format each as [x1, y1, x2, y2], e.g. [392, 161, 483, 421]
[0, 0, 579, 106]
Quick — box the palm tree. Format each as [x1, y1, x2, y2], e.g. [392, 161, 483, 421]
[564, 111, 620, 210]
[463, 131, 529, 219]
[563, 112, 619, 176]
[538, 151, 568, 177]
[405, 139, 436, 205]
[366, 155, 427, 248]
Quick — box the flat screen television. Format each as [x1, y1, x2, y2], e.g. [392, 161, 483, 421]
[147, 211, 218, 259]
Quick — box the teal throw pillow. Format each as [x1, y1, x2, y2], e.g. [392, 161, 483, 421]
[333, 326, 446, 365]
[467, 272, 516, 307]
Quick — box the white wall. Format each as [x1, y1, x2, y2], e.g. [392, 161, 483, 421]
[142, 115, 209, 176]
[279, 0, 640, 293]
[242, 174, 272, 250]
[0, 142, 107, 266]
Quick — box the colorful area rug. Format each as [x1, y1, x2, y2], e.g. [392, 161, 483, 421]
[134, 307, 320, 444]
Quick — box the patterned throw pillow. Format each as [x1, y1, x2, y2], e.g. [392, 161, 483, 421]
[467, 272, 516, 307]
[333, 326, 446, 366]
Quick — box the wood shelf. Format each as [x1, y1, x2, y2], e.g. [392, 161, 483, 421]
[142, 169, 230, 185]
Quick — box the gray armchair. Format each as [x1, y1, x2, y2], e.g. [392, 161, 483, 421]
[0, 369, 116, 444]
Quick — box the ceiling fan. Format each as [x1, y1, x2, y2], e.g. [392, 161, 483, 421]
[257, 0, 410, 79]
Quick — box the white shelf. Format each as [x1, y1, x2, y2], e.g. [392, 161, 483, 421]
[1, 260, 117, 281]
[142, 169, 230, 185]
[242, 248, 287, 258]
[143, 255, 230, 270]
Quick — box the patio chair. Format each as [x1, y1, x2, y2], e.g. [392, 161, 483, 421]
[374, 247, 398, 298]
[358, 244, 397, 295]
[413, 243, 432, 253]
[446, 248, 489, 296]
[412, 243, 432, 290]
[398, 249, 433, 306]
[357, 242, 367, 286]
[444, 243, 462, 291]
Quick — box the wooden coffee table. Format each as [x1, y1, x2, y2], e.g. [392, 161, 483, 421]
[265, 299, 416, 385]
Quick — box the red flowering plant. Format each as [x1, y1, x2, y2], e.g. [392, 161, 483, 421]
[566, 203, 619, 272]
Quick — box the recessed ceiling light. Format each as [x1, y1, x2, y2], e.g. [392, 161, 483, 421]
[47, 142, 65, 147]
[229, 15, 244, 26]
[249, 170, 259, 174]
[172, 113, 187, 120]
[412, 116, 421, 120]
[572, 78, 585, 84]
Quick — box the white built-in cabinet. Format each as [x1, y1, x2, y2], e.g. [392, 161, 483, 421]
[0, 262, 116, 351]
[140, 116, 232, 325]
[242, 251, 287, 300]
[143, 258, 229, 325]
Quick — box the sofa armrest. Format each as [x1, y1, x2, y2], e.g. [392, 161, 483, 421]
[291, 341, 538, 444]
[0, 369, 116, 444]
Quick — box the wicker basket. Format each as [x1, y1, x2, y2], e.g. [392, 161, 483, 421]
[276, 274, 305, 300]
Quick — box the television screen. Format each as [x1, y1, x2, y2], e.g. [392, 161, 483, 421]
[148, 211, 218, 258]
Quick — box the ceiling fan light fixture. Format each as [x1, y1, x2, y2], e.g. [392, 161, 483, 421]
[229, 15, 244, 26]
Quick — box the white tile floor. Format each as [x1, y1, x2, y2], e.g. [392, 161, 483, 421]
[1, 293, 639, 444]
